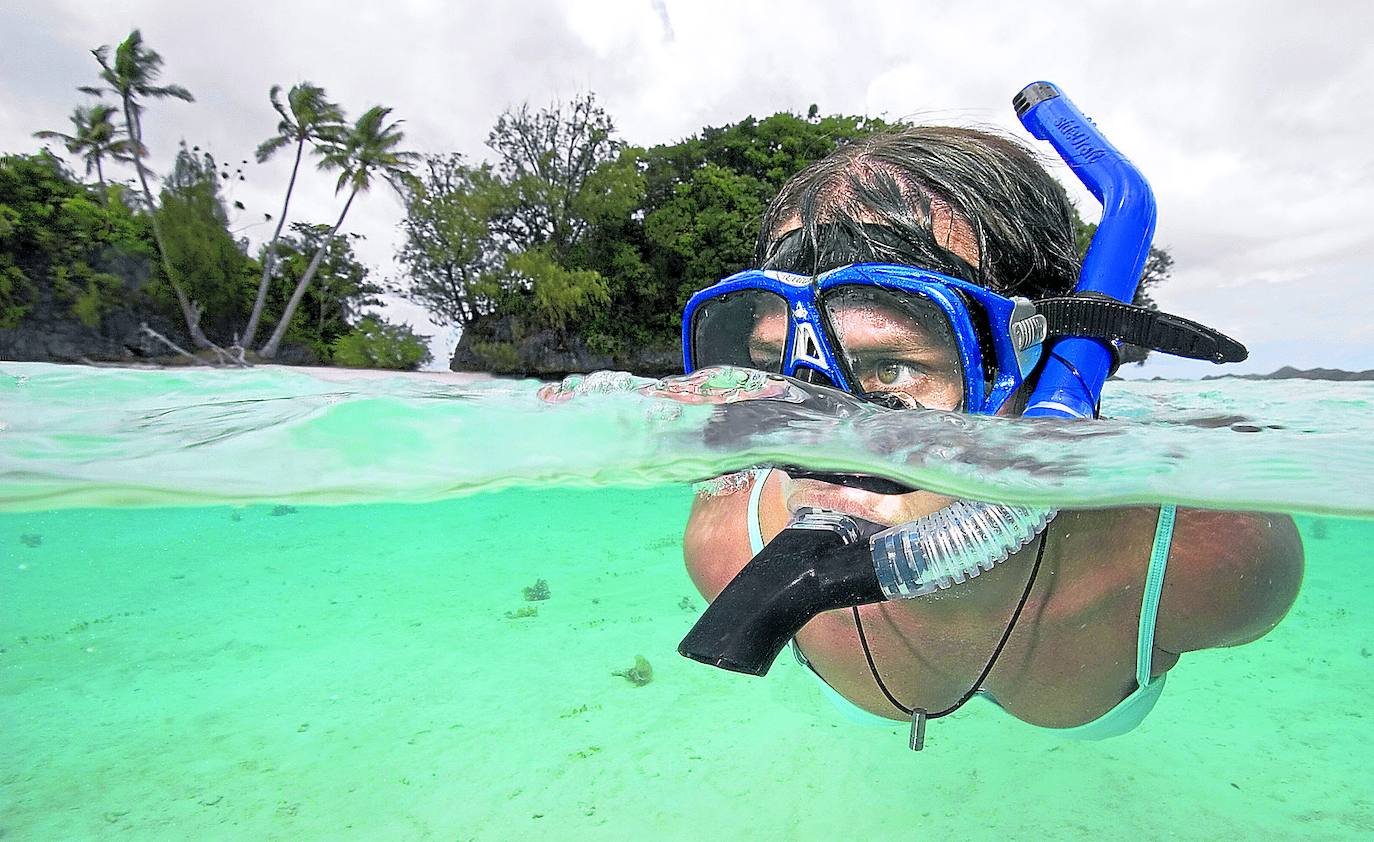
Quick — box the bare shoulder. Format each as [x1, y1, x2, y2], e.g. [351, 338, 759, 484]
[1156, 508, 1305, 653]
[682, 475, 759, 601]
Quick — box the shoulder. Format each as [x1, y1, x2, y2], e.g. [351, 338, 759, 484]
[682, 472, 761, 601]
[1156, 508, 1305, 653]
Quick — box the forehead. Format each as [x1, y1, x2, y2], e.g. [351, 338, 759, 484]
[769, 197, 982, 270]
[751, 295, 955, 350]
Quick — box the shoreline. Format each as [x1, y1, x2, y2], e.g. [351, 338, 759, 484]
[4, 357, 505, 384]
[12, 355, 1373, 385]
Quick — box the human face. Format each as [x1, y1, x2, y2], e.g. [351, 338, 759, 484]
[733, 290, 965, 525]
[763, 211, 984, 524]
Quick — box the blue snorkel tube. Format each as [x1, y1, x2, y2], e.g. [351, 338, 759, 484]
[1015, 82, 1156, 420]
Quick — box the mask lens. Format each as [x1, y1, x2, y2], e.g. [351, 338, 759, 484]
[691, 290, 788, 372]
[822, 285, 966, 411]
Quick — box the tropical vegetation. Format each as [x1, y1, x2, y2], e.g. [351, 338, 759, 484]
[330, 316, 432, 370]
[4, 29, 1172, 373]
[4, 29, 426, 369]
[32, 103, 136, 187]
[258, 105, 417, 359]
[241, 82, 345, 352]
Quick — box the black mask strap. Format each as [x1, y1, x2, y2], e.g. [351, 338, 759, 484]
[1036, 293, 1247, 364]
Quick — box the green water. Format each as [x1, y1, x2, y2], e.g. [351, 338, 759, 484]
[3, 363, 1373, 839]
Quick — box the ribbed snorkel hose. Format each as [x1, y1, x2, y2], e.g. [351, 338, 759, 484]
[870, 501, 1057, 599]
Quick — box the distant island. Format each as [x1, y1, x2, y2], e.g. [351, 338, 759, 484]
[1198, 366, 1374, 382]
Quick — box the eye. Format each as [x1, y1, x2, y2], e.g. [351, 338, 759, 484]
[849, 354, 964, 411]
[869, 359, 922, 387]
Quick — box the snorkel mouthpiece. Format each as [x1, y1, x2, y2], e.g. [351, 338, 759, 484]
[678, 509, 885, 675]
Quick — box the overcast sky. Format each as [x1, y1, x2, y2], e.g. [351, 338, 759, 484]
[3, 0, 1370, 376]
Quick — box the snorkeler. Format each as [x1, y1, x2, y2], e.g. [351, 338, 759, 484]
[674, 84, 1304, 748]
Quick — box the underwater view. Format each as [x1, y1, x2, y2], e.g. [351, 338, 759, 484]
[3, 362, 1372, 839]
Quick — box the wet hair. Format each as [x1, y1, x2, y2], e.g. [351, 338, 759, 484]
[756, 126, 1080, 300]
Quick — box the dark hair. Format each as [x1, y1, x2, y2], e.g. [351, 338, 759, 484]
[756, 126, 1079, 299]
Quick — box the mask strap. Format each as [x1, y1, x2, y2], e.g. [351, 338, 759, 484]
[1035, 293, 1247, 364]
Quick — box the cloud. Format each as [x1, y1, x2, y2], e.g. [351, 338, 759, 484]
[2, 0, 1369, 372]
[649, 0, 675, 41]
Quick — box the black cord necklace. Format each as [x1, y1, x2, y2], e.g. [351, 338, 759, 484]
[851, 528, 1051, 750]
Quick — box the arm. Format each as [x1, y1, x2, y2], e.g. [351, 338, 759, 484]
[1157, 509, 1305, 653]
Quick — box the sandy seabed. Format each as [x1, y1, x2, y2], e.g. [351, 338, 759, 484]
[3, 485, 1371, 840]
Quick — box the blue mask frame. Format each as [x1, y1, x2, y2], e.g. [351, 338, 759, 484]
[682, 262, 1046, 415]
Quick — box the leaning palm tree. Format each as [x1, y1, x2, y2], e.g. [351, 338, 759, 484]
[259, 106, 418, 359]
[33, 103, 137, 187]
[238, 82, 346, 352]
[81, 30, 207, 348]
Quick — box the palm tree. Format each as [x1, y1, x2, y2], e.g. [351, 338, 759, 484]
[81, 30, 207, 348]
[33, 104, 137, 187]
[239, 83, 346, 352]
[259, 106, 417, 359]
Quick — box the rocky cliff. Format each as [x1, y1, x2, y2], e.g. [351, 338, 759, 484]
[448, 314, 681, 379]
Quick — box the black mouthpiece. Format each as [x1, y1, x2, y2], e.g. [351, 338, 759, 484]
[678, 510, 886, 676]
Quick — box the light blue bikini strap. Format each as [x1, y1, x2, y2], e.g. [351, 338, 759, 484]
[746, 469, 770, 555]
[1136, 504, 1177, 688]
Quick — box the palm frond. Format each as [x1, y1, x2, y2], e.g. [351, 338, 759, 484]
[147, 83, 194, 102]
[87, 30, 195, 105]
[33, 102, 136, 180]
[113, 31, 152, 92]
[33, 129, 78, 146]
[90, 44, 114, 82]
[87, 103, 121, 125]
[268, 84, 288, 121]
[107, 138, 141, 162]
[315, 141, 352, 171]
[255, 133, 293, 163]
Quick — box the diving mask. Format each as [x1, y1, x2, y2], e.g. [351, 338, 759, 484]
[684, 262, 1044, 415]
[683, 262, 1246, 417]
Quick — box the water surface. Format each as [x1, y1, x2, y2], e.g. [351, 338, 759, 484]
[2, 363, 1371, 839]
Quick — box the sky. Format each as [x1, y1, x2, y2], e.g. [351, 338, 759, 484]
[2, 0, 1370, 377]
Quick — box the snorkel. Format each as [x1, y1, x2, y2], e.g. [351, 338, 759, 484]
[1015, 81, 1155, 419]
[679, 502, 1056, 675]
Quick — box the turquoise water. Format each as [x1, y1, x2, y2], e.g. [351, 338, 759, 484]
[4, 364, 1373, 515]
[3, 362, 1373, 839]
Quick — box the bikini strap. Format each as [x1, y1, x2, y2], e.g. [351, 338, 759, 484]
[1136, 504, 1177, 688]
[745, 468, 770, 555]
